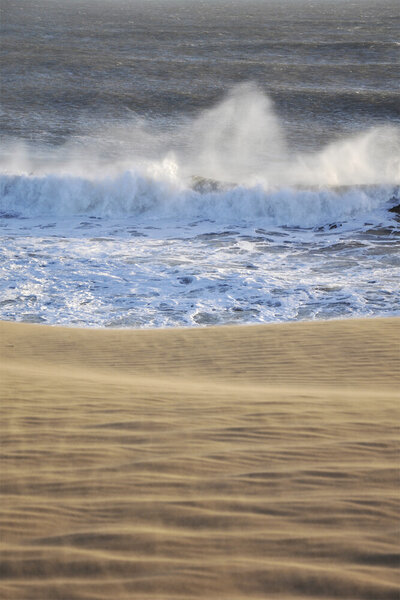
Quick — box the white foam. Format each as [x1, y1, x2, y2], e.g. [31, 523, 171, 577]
[0, 212, 398, 328]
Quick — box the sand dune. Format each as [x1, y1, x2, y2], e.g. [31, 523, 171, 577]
[1, 318, 399, 600]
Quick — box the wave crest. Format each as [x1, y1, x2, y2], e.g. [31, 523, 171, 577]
[1, 169, 397, 228]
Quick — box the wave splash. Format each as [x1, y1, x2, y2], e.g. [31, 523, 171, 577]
[1, 84, 399, 226]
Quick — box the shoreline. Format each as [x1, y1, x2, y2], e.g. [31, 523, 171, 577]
[1, 317, 399, 599]
[1, 311, 399, 330]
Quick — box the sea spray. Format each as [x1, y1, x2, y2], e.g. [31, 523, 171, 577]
[1, 86, 399, 188]
[179, 83, 288, 185]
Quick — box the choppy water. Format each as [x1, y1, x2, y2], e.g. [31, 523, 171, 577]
[1, 0, 399, 327]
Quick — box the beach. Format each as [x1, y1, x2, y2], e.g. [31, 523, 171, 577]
[1, 317, 399, 599]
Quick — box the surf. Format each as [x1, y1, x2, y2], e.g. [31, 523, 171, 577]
[1, 85, 399, 227]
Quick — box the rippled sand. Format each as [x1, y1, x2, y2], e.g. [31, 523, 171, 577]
[1, 318, 399, 600]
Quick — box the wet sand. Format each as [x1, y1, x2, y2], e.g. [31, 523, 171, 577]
[1, 318, 399, 599]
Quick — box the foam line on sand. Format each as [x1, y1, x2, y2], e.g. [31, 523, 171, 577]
[1, 318, 399, 599]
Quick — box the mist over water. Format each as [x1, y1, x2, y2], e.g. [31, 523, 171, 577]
[0, 0, 399, 327]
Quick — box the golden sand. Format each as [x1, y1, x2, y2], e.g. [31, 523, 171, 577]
[1, 318, 399, 599]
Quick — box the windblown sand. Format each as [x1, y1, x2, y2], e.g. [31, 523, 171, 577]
[0, 318, 399, 600]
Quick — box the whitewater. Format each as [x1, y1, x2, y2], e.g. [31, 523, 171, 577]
[1, 0, 399, 327]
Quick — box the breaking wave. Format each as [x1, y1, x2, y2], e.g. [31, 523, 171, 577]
[0, 170, 398, 228]
[1, 84, 399, 227]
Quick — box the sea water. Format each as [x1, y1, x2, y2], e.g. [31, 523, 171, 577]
[1, 0, 399, 327]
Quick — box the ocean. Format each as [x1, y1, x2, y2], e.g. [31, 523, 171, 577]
[1, 0, 399, 327]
